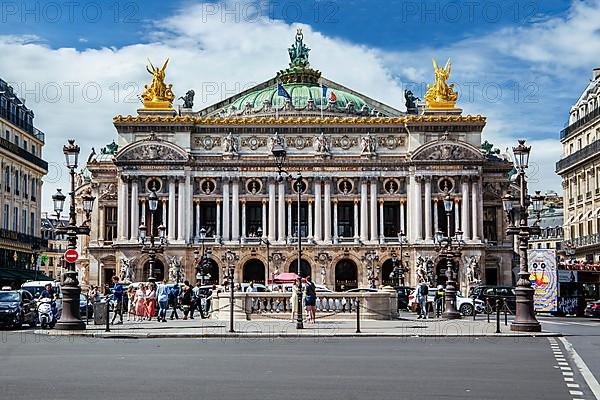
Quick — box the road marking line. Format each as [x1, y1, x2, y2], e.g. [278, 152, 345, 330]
[561, 366, 573, 370]
[567, 383, 580, 387]
[569, 390, 584, 396]
[565, 377, 574, 382]
[560, 337, 600, 400]
[559, 362, 570, 366]
[563, 372, 574, 376]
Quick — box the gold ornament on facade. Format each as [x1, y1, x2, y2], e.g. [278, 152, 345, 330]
[141, 59, 175, 109]
[425, 58, 459, 109]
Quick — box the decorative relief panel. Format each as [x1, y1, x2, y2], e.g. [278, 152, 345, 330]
[241, 136, 267, 151]
[194, 136, 222, 150]
[378, 135, 407, 150]
[98, 183, 117, 201]
[285, 136, 313, 150]
[332, 135, 358, 150]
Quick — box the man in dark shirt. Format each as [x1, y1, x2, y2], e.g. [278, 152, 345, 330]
[110, 276, 124, 324]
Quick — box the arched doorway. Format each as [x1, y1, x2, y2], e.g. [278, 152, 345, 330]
[335, 259, 358, 291]
[435, 258, 458, 287]
[288, 259, 311, 278]
[381, 259, 395, 286]
[243, 259, 266, 284]
[143, 259, 165, 282]
[197, 259, 219, 286]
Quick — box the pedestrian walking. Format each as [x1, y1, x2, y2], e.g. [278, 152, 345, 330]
[134, 283, 147, 321]
[290, 279, 299, 322]
[204, 285, 216, 317]
[146, 282, 157, 321]
[180, 284, 193, 320]
[434, 285, 444, 318]
[169, 284, 180, 320]
[110, 276, 124, 324]
[416, 282, 429, 319]
[126, 286, 136, 321]
[304, 276, 317, 323]
[156, 279, 170, 322]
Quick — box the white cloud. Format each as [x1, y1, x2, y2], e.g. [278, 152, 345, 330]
[1, 0, 597, 211]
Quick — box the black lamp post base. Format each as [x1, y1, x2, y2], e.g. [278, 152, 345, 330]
[510, 285, 541, 332]
[55, 285, 86, 331]
[442, 310, 461, 320]
[510, 321, 542, 332]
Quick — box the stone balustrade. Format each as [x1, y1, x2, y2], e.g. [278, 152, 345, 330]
[211, 291, 398, 320]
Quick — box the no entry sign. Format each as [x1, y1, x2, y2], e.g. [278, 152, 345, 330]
[64, 249, 79, 263]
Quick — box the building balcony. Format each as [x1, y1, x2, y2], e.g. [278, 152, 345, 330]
[560, 106, 600, 140]
[587, 191, 592, 199]
[0, 137, 48, 170]
[569, 197, 575, 205]
[578, 194, 583, 202]
[567, 234, 600, 249]
[556, 139, 600, 173]
[0, 228, 47, 247]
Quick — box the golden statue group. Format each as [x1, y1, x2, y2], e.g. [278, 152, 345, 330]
[425, 58, 459, 109]
[141, 58, 175, 109]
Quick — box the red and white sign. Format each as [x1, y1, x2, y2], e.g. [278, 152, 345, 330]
[64, 249, 79, 263]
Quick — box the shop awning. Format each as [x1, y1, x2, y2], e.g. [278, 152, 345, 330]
[0, 268, 51, 283]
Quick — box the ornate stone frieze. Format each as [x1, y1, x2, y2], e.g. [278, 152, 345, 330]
[379, 135, 406, 150]
[118, 143, 187, 162]
[332, 135, 357, 150]
[241, 135, 267, 150]
[194, 136, 222, 150]
[286, 136, 313, 150]
[98, 182, 117, 201]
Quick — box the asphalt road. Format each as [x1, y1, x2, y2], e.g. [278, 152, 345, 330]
[0, 334, 589, 400]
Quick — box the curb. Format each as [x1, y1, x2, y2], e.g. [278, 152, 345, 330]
[33, 330, 562, 339]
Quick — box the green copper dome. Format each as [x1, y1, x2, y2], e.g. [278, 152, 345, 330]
[229, 83, 371, 113]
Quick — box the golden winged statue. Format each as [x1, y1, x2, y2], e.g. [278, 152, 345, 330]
[141, 58, 175, 109]
[425, 58, 458, 109]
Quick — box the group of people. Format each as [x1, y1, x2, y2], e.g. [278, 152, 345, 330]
[415, 282, 445, 319]
[290, 276, 317, 323]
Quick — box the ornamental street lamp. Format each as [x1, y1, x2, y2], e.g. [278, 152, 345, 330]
[434, 190, 464, 320]
[139, 187, 167, 282]
[362, 251, 380, 289]
[503, 140, 544, 332]
[255, 227, 270, 284]
[52, 139, 95, 330]
[271, 138, 304, 329]
[221, 249, 239, 333]
[194, 227, 213, 285]
[389, 232, 408, 286]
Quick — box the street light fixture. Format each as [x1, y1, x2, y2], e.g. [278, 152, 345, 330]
[194, 227, 212, 285]
[362, 251, 379, 289]
[53, 139, 95, 330]
[504, 140, 543, 332]
[139, 187, 166, 282]
[256, 227, 270, 284]
[221, 249, 239, 333]
[389, 231, 408, 286]
[271, 138, 304, 329]
[434, 190, 464, 320]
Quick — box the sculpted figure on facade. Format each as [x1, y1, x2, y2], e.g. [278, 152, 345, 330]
[120, 257, 135, 283]
[360, 132, 377, 154]
[268, 131, 285, 151]
[168, 256, 182, 282]
[222, 132, 238, 155]
[178, 89, 195, 109]
[464, 255, 481, 285]
[415, 255, 427, 283]
[313, 132, 330, 155]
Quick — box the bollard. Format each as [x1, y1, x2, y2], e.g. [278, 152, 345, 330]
[504, 298, 508, 326]
[495, 298, 501, 334]
[356, 297, 361, 334]
[105, 300, 110, 332]
[473, 298, 476, 321]
[486, 298, 490, 323]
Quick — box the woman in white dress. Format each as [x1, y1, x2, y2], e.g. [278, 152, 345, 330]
[290, 280, 299, 322]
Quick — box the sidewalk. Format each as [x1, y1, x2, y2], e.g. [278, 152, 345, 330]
[34, 312, 561, 338]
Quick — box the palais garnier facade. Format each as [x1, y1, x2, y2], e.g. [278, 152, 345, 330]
[77, 30, 514, 292]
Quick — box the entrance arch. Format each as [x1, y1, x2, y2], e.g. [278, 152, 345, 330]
[197, 259, 219, 285]
[288, 259, 311, 278]
[381, 259, 395, 286]
[143, 259, 165, 282]
[335, 259, 358, 291]
[243, 259, 266, 284]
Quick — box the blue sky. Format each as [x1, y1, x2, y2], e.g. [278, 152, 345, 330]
[1, 0, 599, 212]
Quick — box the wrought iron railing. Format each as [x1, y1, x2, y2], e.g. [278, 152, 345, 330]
[556, 140, 600, 172]
[560, 107, 600, 139]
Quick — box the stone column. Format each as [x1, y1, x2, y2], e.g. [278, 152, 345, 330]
[471, 178, 480, 241]
[323, 180, 332, 243]
[414, 176, 422, 241]
[424, 177, 432, 241]
[378, 199, 384, 243]
[161, 200, 167, 228]
[216, 199, 222, 241]
[268, 181, 276, 242]
[185, 174, 193, 242]
[177, 179, 185, 241]
[130, 179, 139, 241]
[287, 199, 293, 240]
[314, 180, 322, 241]
[277, 181, 285, 242]
[195, 201, 201, 240]
[98, 206, 105, 243]
[222, 180, 230, 241]
[454, 199, 460, 235]
[407, 175, 415, 241]
[370, 180, 378, 242]
[231, 179, 240, 241]
[333, 199, 339, 242]
[433, 199, 439, 234]
[400, 199, 405, 235]
[353, 199, 360, 243]
[360, 180, 368, 242]
[308, 199, 313, 240]
[461, 179, 470, 240]
[117, 177, 128, 241]
[240, 199, 246, 242]
[168, 179, 176, 241]
[261, 199, 267, 239]
[141, 200, 146, 224]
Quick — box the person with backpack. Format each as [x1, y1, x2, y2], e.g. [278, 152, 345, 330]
[434, 285, 445, 318]
[169, 284, 180, 320]
[416, 282, 429, 319]
[180, 283, 194, 320]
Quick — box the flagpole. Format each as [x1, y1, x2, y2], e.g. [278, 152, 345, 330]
[320, 83, 324, 120]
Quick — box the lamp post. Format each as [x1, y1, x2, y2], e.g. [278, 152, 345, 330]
[390, 232, 408, 286]
[362, 251, 379, 289]
[503, 140, 544, 332]
[221, 249, 238, 333]
[256, 227, 270, 284]
[434, 190, 464, 319]
[271, 139, 304, 329]
[52, 139, 95, 330]
[139, 187, 166, 282]
[194, 227, 213, 285]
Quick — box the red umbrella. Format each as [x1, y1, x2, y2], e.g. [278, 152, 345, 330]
[272, 272, 306, 283]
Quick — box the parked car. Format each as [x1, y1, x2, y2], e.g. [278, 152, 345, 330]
[408, 287, 484, 316]
[80, 293, 93, 318]
[584, 300, 600, 317]
[469, 285, 516, 313]
[267, 283, 332, 293]
[240, 283, 269, 292]
[0, 290, 37, 328]
[345, 287, 378, 293]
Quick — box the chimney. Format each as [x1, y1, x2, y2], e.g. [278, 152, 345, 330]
[593, 67, 600, 81]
